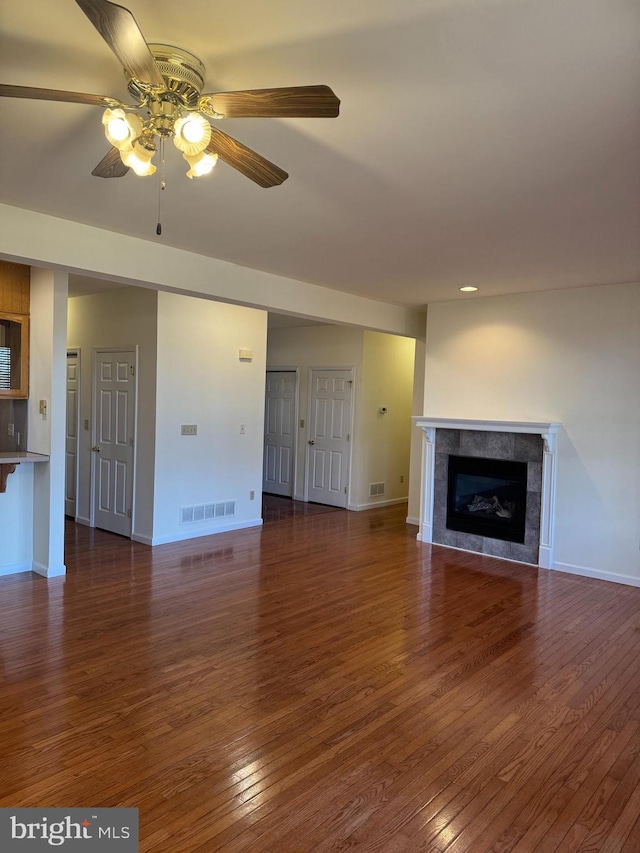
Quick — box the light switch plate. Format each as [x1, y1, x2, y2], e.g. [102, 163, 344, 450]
[181, 424, 198, 436]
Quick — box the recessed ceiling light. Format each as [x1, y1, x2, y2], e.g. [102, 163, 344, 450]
[459, 286, 479, 293]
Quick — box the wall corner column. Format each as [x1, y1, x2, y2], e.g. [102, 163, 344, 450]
[538, 429, 558, 570]
[416, 425, 436, 543]
[30, 268, 68, 578]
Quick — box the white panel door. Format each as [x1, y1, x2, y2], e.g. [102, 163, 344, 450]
[92, 349, 136, 537]
[263, 371, 296, 497]
[307, 369, 352, 507]
[65, 351, 79, 518]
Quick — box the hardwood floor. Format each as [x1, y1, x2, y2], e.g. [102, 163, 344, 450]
[2, 505, 640, 851]
[262, 493, 342, 523]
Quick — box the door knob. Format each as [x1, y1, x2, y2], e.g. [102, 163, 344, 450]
[308, 440, 315, 445]
[92, 445, 100, 452]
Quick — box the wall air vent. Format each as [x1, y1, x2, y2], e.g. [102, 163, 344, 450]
[369, 482, 385, 497]
[180, 501, 236, 524]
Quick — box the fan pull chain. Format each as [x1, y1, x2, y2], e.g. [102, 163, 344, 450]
[156, 137, 166, 236]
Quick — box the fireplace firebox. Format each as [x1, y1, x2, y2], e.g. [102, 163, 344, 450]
[446, 455, 527, 544]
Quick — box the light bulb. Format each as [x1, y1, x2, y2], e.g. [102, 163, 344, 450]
[102, 108, 143, 150]
[108, 116, 129, 142]
[183, 151, 217, 178]
[183, 117, 205, 144]
[173, 114, 212, 155]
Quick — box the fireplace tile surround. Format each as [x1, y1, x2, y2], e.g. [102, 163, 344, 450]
[436, 430, 541, 562]
[413, 418, 560, 568]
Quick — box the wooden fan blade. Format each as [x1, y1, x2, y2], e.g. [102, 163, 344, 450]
[207, 128, 288, 187]
[0, 84, 117, 106]
[75, 0, 165, 88]
[201, 85, 340, 118]
[92, 147, 129, 178]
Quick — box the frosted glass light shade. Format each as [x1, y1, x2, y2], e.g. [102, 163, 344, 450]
[183, 150, 217, 178]
[173, 114, 212, 155]
[120, 142, 156, 176]
[103, 108, 143, 150]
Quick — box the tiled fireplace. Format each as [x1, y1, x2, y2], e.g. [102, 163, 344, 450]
[413, 418, 560, 568]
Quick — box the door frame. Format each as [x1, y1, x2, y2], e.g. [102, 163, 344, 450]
[263, 367, 299, 498]
[65, 348, 81, 521]
[303, 366, 355, 507]
[90, 345, 139, 536]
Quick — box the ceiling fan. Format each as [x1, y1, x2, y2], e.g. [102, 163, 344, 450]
[0, 0, 340, 188]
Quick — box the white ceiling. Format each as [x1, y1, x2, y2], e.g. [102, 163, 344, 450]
[1, 0, 639, 309]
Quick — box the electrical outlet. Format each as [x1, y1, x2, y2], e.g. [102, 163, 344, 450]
[249, 490, 255, 500]
[400, 474, 404, 483]
[7, 423, 14, 437]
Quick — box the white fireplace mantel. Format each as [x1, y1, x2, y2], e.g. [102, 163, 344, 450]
[412, 417, 561, 569]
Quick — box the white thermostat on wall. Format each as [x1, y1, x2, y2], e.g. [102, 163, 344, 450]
[238, 349, 253, 361]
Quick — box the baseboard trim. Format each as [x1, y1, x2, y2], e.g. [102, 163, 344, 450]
[413, 542, 640, 587]
[348, 498, 408, 512]
[552, 561, 640, 589]
[145, 518, 263, 546]
[32, 562, 67, 578]
[0, 561, 32, 577]
[75, 516, 92, 527]
[406, 516, 420, 526]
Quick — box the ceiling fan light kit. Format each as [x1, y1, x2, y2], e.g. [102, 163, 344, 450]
[0, 0, 340, 189]
[102, 93, 216, 178]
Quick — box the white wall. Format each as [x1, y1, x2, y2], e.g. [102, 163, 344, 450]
[67, 287, 158, 540]
[30, 268, 68, 577]
[266, 324, 364, 501]
[266, 325, 415, 510]
[0, 203, 425, 574]
[68, 288, 268, 546]
[152, 292, 267, 544]
[353, 331, 415, 508]
[407, 335, 426, 525]
[0, 465, 33, 575]
[423, 282, 640, 584]
[0, 268, 68, 577]
[0, 204, 424, 339]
